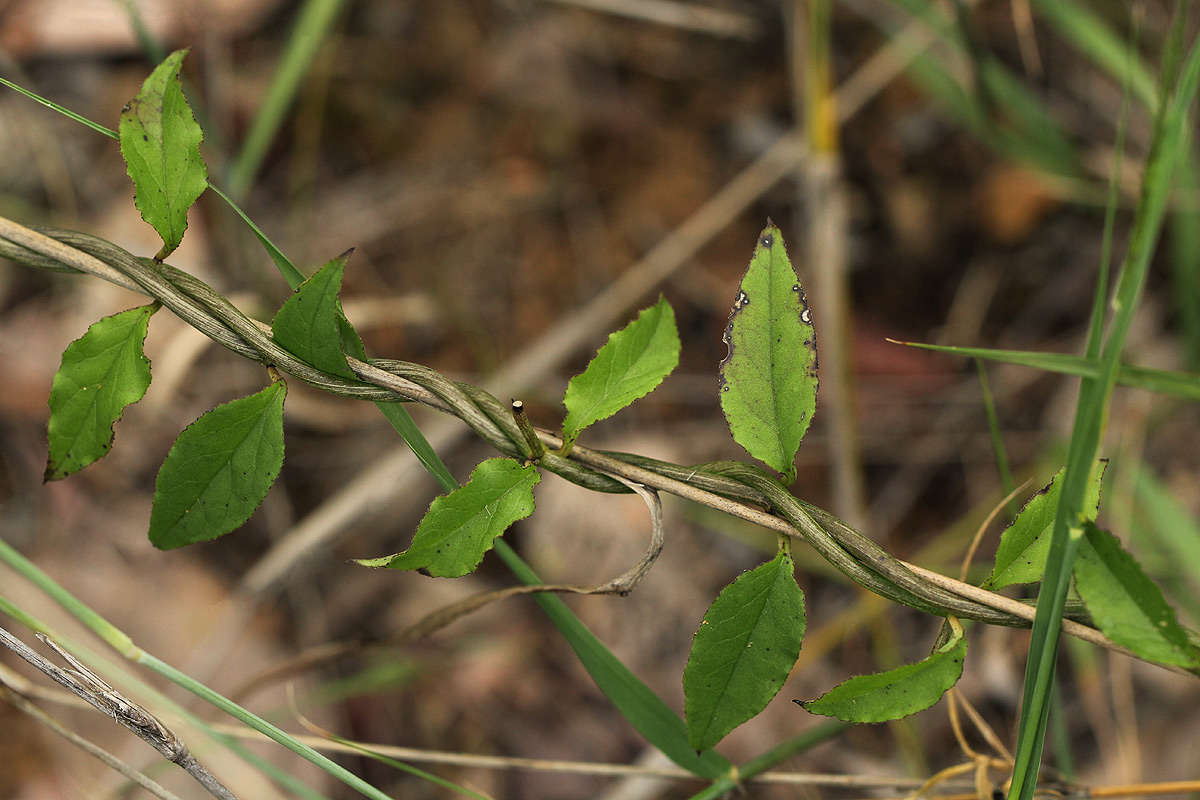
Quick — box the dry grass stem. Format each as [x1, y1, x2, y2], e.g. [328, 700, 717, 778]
[1, 686, 185, 800]
[0, 628, 236, 800]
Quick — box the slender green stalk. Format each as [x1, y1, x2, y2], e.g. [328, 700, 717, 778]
[226, 0, 346, 199]
[804, 0, 836, 154]
[1007, 29, 1200, 800]
[1030, 0, 1157, 109]
[897, 343, 1200, 401]
[0, 77, 119, 139]
[881, 0, 1080, 176]
[1171, 157, 1200, 368]
[205, 182, 306, 289]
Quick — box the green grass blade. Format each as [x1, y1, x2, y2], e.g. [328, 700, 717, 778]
[1008, 30, 1200, 800]
[373, 402, 460, 492]
[226, 0, 346, 198]
[1170, 155, 1200, 368]
[1088, 64, 1129, 360]
[896, 341, 1200, 401]
[978, 60, 1079, 175]
[136, 652, 395, 800]
[0, 538, 134, 654]
[205, 182, 306, 289]
[883, 0, 1080, 176]
[1128, 467, 1200, 615]
[1048, 680, 1075, 781]
[1030, 0, 1156, 109]
[114, 0, 168, 64]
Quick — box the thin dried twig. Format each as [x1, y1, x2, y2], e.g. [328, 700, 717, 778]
[902, 563, 1198, 678]
[953, 689, 1013, 764]
[3, 216, 1188, 674]
[0, 627, 237, 800]
[0, 686, 185, 800]
[217, 722, 940, 790]
[19, 667, 1199, 799]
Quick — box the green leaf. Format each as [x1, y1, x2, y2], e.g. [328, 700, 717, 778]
[985, 461, 1106, 589]
[149, 381, 286, 549]
[45, 304, 157, 481]
[684, 550, 806, 751]
[1074, 522, 1197, 667]
[561, 296, 679, 451]
[719, 223, 818, 481]
[799, 624, 966, 723]
[119, 49, 208, 259]
[271, 250, 366, 379]
[357, 458, 540, 577]
[377, 405, 731, 778]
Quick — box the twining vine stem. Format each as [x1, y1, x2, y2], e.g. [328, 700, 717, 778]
[0, 216, 1191, 676]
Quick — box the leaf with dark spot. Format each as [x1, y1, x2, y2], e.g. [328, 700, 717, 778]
[719, 223, 818, 482]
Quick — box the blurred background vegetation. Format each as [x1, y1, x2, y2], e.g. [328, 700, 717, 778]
[1, 1, 1199, 797]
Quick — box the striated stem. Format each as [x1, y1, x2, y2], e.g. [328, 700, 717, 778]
[0, 217, 1190, 672]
